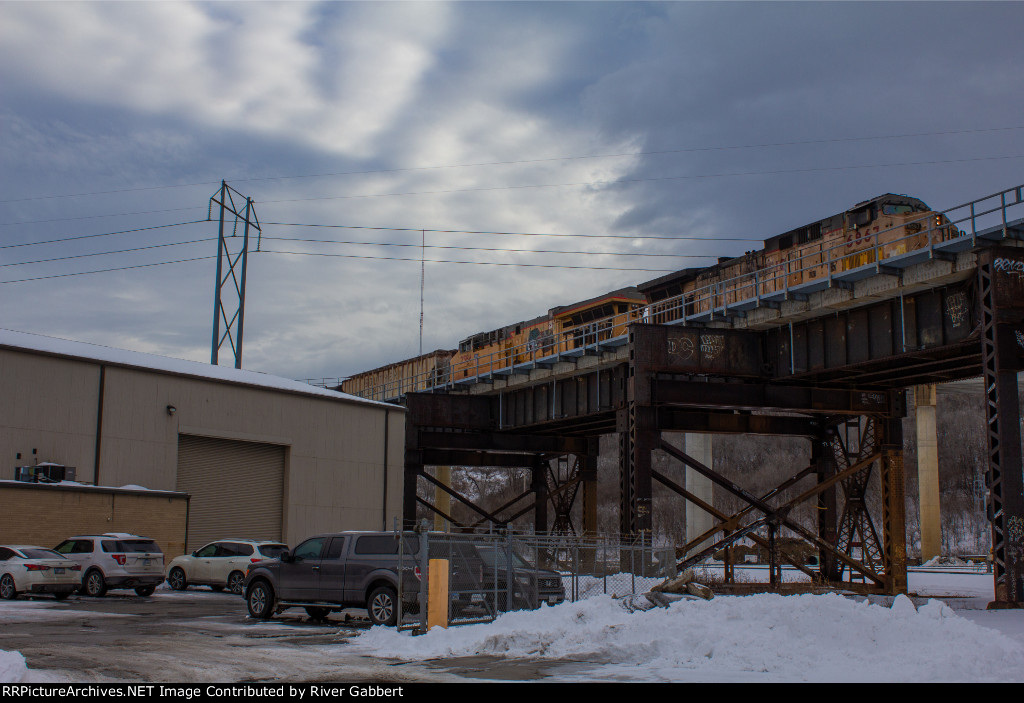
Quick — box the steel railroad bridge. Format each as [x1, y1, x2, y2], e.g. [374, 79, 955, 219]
[362, 184, 1024, 605]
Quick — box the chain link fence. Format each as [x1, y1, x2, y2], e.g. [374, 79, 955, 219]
[396, 530, 675, 631]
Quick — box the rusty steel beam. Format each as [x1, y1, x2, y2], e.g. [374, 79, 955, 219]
[468, 487, 535, 528]
[767, 282, 979, 385]
[495, 366, 629, 429]
[977, 247, 1024, 606]
[651, 380, 896, 415]
[629, 324, 766, 377]
[420, 470, 503, 526]
[656, 407, 820, 436]
[652, 468, 820, 581]
[663, 440, 885, 586]
[416, 496, 464, 529]
[414, 431, 588, 454]
[405, 392, 496, 430]
[420, 449, 538, 468]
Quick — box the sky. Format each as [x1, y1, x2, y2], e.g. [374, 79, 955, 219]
[2, 1, 1023, 383]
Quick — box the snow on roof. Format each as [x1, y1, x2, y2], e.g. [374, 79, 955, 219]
[0, 329, 398, 410]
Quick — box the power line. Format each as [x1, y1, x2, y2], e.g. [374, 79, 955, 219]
[257, 248, 676, 273]
[0, 207, 206, 228]
[0, 220, 207, 250]
[261, 236, 719, 259]
[0, 256, 216, 285]
[4, 238, 213, 268]
[3, 125, 1022, 204]
[263, 222, 763, 242]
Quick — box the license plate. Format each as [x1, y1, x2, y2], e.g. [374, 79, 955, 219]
[142, 559, 151, 566]
[54, 568, 65, 574]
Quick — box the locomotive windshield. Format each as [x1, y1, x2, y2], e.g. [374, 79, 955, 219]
[882, 203, 923, 215]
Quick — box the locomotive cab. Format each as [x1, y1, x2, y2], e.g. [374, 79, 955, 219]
[550, 288, 646, 350]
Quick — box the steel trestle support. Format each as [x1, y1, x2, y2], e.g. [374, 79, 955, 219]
[977, 248, 1024, 606]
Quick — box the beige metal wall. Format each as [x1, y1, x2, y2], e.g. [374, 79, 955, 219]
[0, 352, 100, 478]
[0, 482, 188, 557]
[0, 348, 405, 553]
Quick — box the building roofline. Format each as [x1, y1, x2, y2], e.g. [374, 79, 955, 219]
[0, 329, 403, 412]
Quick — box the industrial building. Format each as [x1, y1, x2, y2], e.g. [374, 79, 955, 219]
[0, 329, 404, 556]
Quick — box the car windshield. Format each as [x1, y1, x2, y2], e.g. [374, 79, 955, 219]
[478, 547, 530, 569]
[258, 544, 288, 558]
[19, 548, 65, 560]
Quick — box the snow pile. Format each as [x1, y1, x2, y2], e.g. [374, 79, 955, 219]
[921, 556, 971, 567]
[0, 650, 29, 683]
[355, 593, 1024, 682]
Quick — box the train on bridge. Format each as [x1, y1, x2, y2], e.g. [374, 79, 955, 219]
[340, 192, 963, 400]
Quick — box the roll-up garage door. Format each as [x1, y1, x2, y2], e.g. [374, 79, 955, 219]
[176, 434, 285, 553]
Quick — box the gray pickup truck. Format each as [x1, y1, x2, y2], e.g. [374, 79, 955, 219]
[242, 531, 423, 626]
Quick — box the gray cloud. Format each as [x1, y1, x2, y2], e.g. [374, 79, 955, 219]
[2, 1, 1023, 382]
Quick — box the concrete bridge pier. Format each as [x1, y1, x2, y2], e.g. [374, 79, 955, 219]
[915, 384, 942, 563]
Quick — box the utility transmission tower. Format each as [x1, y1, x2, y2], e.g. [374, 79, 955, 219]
[209, 181, 260, 369]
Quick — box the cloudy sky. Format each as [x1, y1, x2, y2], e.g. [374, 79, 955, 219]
[3, 1, 1023, 383]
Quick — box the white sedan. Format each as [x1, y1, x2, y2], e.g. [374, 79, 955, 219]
[0, 545, 83, 600]
[166, 540, 287, 594]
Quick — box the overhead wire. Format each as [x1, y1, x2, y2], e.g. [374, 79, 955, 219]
[3, 238, 214, 268]
[262, 226, 761, 242]
[254, 248, 678, 273]
[0, 256, 217, 285]
[0, 220, 208, 250]
[260, 236, 719, 259]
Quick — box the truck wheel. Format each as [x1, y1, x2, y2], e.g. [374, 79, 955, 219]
[247, 580, 275, 620]
[227, 571, 246, 595]
[367, 585, 397, 626]
[134, 585, 156, 597]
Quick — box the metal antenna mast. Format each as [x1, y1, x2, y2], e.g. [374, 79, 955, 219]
[209, 181, 261, 369]
[419, 228, 425, 356]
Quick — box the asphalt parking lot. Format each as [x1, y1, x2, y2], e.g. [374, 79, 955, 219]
[0, 587, 454, 683]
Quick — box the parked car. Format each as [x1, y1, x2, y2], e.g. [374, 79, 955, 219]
[243, 531, 428, 626]
[0, 545, 83, 600]
[166, 540, 288, 594]
[53, 533, 164, 597]
[478, 546, 565, 609]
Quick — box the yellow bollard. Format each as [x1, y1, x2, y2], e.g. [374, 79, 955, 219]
[427, 558, 450, 630]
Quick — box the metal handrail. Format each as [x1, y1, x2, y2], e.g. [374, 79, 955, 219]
[348, 183, 1024, 401]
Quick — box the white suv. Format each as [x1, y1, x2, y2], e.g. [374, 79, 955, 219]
[166, 540, 287, 594]
[53, 533, 165, 597]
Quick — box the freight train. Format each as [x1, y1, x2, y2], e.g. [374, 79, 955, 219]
[340, 192, 960, 400]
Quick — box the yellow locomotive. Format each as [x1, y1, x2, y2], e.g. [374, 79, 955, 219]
[448, 288, 646, 380]
[342, 193, 958, 399]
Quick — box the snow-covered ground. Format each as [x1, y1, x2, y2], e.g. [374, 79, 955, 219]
[3, 569, 1023, 683]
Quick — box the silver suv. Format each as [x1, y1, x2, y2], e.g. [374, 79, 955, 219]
[53, 533, 164, 597]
